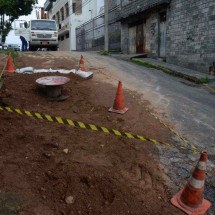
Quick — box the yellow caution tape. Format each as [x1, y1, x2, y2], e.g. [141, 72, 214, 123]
[0, 105, 201, 153]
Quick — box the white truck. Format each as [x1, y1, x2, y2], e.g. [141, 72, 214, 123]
[14, 19, 58, 51]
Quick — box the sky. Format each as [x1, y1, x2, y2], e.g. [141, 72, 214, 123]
[6, 0, 46, 45]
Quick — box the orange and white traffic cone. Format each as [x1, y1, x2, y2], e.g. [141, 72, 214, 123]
[79, 55, 86, 71]
[109, 81, 128, 114]
[6, 53, 16, 73]
[171, 151, 211, 215]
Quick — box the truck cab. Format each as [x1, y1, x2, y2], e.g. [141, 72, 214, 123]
[14, 19, 58, 51]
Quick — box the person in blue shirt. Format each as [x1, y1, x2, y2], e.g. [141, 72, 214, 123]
[20, 36, 28, 51]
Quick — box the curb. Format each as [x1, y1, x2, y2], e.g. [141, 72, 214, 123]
[130, 58, 215, 85]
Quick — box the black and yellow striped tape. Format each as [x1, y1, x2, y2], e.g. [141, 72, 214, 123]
[127, 92, 196, 150]
[0, 105, 200, 153]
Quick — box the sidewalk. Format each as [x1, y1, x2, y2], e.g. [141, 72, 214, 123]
[110, 54, 215, 90]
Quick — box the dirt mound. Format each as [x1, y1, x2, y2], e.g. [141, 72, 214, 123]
[0, 54, 183, 214]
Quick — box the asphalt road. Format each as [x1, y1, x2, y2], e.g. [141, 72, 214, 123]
[92, 53, 215, 155]
[51, 51, 215, 213]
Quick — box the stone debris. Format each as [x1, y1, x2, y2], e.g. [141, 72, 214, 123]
[65, 196, 75, 204]
[63, 149, 69, 154]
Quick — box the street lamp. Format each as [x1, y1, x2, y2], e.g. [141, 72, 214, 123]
[89, 9, 93, 20]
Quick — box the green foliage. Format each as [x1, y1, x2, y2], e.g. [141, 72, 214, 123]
[0, 49, 18, 58]
[1, 22, 12, 43]
[0, 0, 38, 19]
[131, 59, 209, 84]
[0, 0, 38, 41]
[200, 76, 209, 84]
[98, 50, 110, 56]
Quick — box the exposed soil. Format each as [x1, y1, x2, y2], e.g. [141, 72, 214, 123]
[0, 52, 183, 215]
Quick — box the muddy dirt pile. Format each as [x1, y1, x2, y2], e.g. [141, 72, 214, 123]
[0, 53, 183, 214]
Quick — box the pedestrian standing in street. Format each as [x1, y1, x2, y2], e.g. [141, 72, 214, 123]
[20, 36, 28, 51]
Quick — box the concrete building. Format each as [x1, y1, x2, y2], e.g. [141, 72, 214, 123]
[44, 0, 104, 50]
[119, 0, 215, 73]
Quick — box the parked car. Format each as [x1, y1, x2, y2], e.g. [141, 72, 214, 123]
[2, 44, 7, 50]
[8, 44, 21, 51]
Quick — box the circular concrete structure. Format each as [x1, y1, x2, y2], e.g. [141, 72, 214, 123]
[36, 76, 70, 100]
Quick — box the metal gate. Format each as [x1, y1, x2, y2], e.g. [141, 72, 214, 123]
[76, 13, 121, 51]
[159, 12, 167, 58]
[129, 26, 136, 54]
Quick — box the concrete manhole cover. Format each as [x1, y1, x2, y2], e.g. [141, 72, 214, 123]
[36, 76, 70, 86]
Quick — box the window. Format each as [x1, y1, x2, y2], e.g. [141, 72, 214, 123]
[72, 0, 82, 14]
[72, 3, 76, 13]
[65, 3, 69, 17]
[160, 12, 166, 22]
[56, 12, 60, 24]
[61, 7, 64, 21]
[31, 20, 57, 31]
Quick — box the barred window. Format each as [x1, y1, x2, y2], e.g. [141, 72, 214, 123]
[61, 7, 64, 21]
[72, 0, 82, 14]
[65, 3, 69, 17]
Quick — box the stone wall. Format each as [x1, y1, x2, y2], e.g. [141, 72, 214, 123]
[120, 0, 169, 56]
[166, 0, 215, 73]
[145, 13, 159, 57]
[120, 11, 160, 57]
[121, 0, 170, 18]
[121, 23, 129, 53]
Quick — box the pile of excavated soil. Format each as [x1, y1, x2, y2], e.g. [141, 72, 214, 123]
[0, 53, 183, 214]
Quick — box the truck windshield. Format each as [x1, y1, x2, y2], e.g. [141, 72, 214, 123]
[31, 20, 57, 31]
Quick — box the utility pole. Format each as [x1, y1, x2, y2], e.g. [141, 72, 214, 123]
[104, 0, 109, 51]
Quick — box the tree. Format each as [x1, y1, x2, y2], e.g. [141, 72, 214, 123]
[0, 0, 38, 43]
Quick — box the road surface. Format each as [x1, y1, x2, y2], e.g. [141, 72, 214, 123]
[27, 51, 215, 213]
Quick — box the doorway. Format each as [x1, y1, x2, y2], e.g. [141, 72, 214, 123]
[136, 23, 144, 53]
[159, 12, 167, 58]
[129, 26, 136, 54]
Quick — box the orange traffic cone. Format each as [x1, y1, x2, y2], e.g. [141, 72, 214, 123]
[109, 81, 128, 114]
[171, 151, 211, 215]
[6, 53, 16, 73]
[79, 55, 86, 71]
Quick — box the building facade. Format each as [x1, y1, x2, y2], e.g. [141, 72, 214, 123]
[44, 0, 104, 50]
[76, 0, 121, 51]
[119, 0, 215, 73]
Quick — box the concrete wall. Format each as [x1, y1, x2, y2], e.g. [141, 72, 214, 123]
[121, 0, 170, 18]
[120, 0, 215, 73]
[166, 0, 215, 73]
[121, 23, 129, 53]
[58, 36, 70, 51]
[47, 0, 104, 51]
[146, 13, 159, 57]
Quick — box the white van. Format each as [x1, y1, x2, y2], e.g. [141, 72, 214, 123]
[14, 19, 58, 51]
